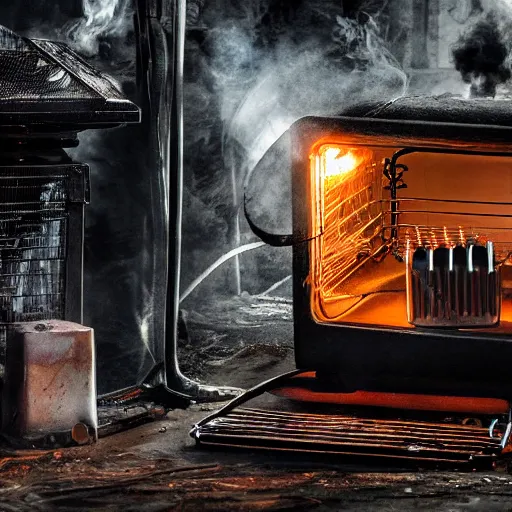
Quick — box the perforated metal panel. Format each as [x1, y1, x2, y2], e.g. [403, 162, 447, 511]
[0, 25, 139, 125]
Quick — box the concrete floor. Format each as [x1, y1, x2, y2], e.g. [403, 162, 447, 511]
[2, 404, 512, 511]
[2, 295, 512, 511]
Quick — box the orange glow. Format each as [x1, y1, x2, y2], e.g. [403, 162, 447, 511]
[323, 147, 363, 177]
[273, 387, 509, 414]
[310, 143, 384, 321]
[271, 373, 510, 414]
[309, 145, 512, 327]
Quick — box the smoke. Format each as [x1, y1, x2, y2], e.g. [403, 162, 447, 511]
[65, 0, 132, 57]
[452, 12, 511, 97]
[17, 0, 134, 68]
[180, 1, 409, 301]
[207, 7, 408, 172]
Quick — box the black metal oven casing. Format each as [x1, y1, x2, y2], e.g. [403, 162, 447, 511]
[291, 98, 512, 401]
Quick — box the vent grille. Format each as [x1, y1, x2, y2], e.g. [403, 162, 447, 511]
[0, 165, 87, 345]
[194, 407, 504, 467]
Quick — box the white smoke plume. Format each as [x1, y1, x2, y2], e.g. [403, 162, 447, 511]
[66, 0, 133, 57]
[208, 9, 408, 172]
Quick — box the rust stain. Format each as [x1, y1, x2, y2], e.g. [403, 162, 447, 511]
[2, 321, 97, 439]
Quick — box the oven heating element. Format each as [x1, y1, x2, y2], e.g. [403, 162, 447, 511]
[407, 241, 499, 327]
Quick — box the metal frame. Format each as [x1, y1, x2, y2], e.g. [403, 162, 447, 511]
[0, 163, 88, 328]
[65, 164, 90, 324]
[385, 147, 512, 243]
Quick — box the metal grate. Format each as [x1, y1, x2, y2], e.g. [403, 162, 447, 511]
[0, 166, 85, 345]
[193, 407, 505, 467]
[0, 26, 92, 102]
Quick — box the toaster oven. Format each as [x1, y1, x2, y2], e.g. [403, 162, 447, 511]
[248, 96, 512, 403]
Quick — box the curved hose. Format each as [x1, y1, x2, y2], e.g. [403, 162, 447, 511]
[179, 241, 266, 303]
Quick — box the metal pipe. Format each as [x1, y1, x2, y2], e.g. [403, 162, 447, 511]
[165, 0, 186, 390]
[162, 0, 241, 401]
[135, 0, 241, 402]
[228, 146, 242, 296]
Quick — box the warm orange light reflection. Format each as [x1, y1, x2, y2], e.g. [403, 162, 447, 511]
[271, 373, 510, 414]
[273, 382, 509, 415]
[324, 147, 362, 177]
[310, 144, 383, 320]
[273, 386, 510, 414]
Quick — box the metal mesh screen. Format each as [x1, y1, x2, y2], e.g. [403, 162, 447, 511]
[0, 25, 139, 126]
[0, 166, 84, 347]
[0, 25, 94, 101]
[0, 51, 90, 100]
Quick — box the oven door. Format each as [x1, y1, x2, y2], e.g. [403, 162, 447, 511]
[286, 116, 512, 400]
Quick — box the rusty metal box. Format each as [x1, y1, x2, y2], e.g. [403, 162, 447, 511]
[1, 320, 97, 447]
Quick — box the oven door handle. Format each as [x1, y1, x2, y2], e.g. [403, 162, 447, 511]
[244, 192, 322, 247]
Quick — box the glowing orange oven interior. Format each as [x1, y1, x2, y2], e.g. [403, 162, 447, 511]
[309, 141, 512, 332]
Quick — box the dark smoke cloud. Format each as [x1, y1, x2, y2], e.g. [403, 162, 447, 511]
[452, 13, 511, 97]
